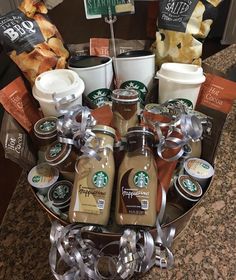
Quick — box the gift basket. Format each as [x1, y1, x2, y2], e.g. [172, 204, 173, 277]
[1, 0, 236, 279]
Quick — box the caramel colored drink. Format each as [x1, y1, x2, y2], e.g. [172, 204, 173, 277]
[115, 126, 158, 227]
[69, 125, 115, 225]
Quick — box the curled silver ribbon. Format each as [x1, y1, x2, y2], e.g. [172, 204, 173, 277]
[54, 104, 103, 161]
[49, 186, 176, 279]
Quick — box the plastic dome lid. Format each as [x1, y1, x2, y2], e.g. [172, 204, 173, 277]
[156, 63, 206, 85]
[33, 69, 85, 102]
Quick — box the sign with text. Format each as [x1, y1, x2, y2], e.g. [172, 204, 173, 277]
[84, 0, 135, 19]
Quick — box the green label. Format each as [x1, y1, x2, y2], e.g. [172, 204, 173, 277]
[120, 80, 147, 104]
[85, 0, 134, 16]
[53, 185, 70, 200]
[87, 88, 112, 106]
[32, 175, 41, 183]
[133, 171, 149, 188]
[183, 179, 197, 193]
[200, 163, 210, 169]
[93, 171, 108, 188]
[39, 121, 56, 132]
[50, 143, 62, 158]
[168, 98, 193, 109]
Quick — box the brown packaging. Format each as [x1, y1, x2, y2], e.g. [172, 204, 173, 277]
[196, 73, 236, 164]
[0, 111, 37, 170]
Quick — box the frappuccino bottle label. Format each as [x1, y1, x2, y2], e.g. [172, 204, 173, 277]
[87, 88, 112, 106]
[119, 169, 150, 214]
[74, 175, 107, 214]
[120, 80, 147, 105]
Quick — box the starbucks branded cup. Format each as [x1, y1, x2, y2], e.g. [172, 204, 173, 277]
[68, 55, 114, 107]
[156, 63, 206, 109]
[33, 69, 85, 117]
[113, 50, 155, 104]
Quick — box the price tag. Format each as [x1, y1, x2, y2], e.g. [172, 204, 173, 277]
[84, 0, 135, 19]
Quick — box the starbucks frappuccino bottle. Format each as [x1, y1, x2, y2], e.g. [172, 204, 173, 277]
[69, 125, 115, 225]
[111, 89, 139, 138]
[115, 126, 158, 227]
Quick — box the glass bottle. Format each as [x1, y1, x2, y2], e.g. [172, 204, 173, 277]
[69, 125, 115, 226]
[111, 89, 139, 138]
[115, 126, 158, 227]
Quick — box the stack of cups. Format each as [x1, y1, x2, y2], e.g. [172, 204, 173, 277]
[68, 55, 114, 107]
[156, 63, 206, 109]
[113, 50, 155, 105]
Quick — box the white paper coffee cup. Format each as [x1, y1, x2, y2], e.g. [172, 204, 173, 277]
[33, 69, 85, 117]
[113, 50, 155, 104]
[156, 63, 206, 109]
[68, 55, 113, 107]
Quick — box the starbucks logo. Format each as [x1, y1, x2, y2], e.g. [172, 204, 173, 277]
[200, 163, 210, 169]
[39, 121, 56, 132]
[183, 179, 197, 193]
[133, 171, 149, 188]
[53, 185, 70, 200]
[120, 80, 147, 104]
[50, 143, 62, 157]
[93, 171, 108, 188]
[88, 88, 112, 106]
[168, 98, 193, 109]
[32, 175, 41, 183]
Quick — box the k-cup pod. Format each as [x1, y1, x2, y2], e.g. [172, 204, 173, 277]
[47, 180, 73, 209]
[168, 175, 203, 209]
[28, 163, 59, 195]
[68, 55, 113, 107]
[184, 157, 214, 189]
[113, 50, 155, 105]
[45, 140, 78, 173]
[33, 69, 85, 117]
[156, 63, 206, 109]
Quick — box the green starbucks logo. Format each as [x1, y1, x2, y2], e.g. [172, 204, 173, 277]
[120, 80, 147, 104]
[133, 171, 149, 188]
[200, 163, 210, 169]
[93, 171, 108, 188]
[32, 175, 41, 183]
[50, 143, 62, 157]
[39, 121, 56, 132]
[53, 185, 70, 200]
[183, 179, 197, 193]
[168, 99, 193, 109]
[88, 88, 112, 106]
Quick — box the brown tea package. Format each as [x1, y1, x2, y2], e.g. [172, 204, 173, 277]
[90, 38, 149, 56]
[154, 0, 224, 66]
[0, 111, 37, 170]
[0, 48, 41, 132]
[196, 73, 236, 164]
[0, 0, 69, 85]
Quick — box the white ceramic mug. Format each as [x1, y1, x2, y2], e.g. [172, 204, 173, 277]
[68, 55, 114, 107]
[156, 63, 206, 109]
[113, 50, 155, 104]
[33, 69, 85, 117]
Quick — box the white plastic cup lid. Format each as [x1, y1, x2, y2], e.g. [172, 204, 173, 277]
[156, 63, 206, 85]
[33, 69, 85, 102]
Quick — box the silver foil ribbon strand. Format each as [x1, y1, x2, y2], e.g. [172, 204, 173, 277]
[49, 186, 176, 279]
[54, 104, 102, 160]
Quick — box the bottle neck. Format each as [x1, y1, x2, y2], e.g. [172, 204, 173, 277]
[126, 133, 154, 154]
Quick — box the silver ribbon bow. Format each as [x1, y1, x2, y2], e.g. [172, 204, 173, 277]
[49, 187, 175, 280]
